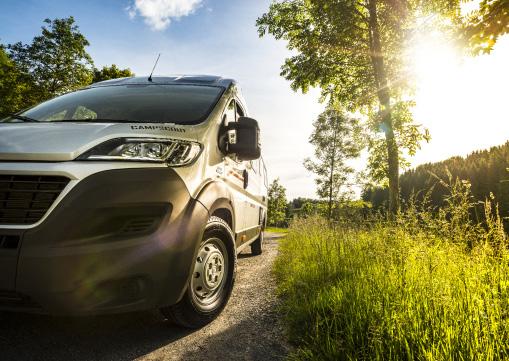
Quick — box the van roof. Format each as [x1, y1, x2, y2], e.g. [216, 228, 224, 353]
[90, 75, 236, 89]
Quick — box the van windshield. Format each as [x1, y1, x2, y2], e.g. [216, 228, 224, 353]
[6, 85, 224, 124]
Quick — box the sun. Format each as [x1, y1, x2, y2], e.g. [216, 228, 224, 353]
[407, 29, 464, 131]
[408, 29, 465, 121]
[405, 22, 509, 166]
[409, 31, 461, 86]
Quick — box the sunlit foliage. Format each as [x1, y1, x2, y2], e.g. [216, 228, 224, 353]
[276, 181, 509, 360]
[462, 0, 509, 54]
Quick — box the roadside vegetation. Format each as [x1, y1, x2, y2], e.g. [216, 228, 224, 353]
[275, 179, 509, 360]
[266, 227, 288, 234]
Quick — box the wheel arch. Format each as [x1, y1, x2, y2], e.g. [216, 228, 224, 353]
[211, 208, 233, 230]
[195, 180, 236, 232]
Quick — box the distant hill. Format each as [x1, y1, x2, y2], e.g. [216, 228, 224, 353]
[363, 141, 509, 220]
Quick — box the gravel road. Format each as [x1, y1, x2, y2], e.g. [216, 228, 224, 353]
[0, 232, 289, 361]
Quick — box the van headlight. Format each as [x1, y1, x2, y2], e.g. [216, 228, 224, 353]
[78, 138, 202, 166]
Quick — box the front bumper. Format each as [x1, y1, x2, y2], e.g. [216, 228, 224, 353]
[0, 164, 208, 315]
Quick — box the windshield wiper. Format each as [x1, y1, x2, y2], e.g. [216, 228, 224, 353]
[8, 114, 40, 123]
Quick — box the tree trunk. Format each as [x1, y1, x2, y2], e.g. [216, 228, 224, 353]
[328, 127, 337, 221]
[328, 161, 333, 221]
[367, 0, 400, 214]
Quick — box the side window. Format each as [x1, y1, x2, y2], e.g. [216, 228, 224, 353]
[236, 102, 244, 119]
[262, 159, 268, 188]
[222, 100, 241, 163]
[236, 102, 252, 166]
[223, 100, 236, 125]
[250, 159, 258, 174]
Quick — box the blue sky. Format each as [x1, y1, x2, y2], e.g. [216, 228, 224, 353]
[1, 0, 508, 200]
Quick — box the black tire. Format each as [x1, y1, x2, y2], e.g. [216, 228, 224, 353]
[161, 216, 237, 329]
[250, 226, 264, 256]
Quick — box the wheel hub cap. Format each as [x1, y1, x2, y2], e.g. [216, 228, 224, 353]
[192, 240, 226, 301]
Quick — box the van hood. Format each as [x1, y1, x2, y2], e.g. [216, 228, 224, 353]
[0, 122, 194, 161]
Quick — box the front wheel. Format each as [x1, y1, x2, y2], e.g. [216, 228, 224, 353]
[161, 216, 236, 328]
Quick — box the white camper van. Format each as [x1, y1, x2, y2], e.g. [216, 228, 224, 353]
[0, 75, 268, 328]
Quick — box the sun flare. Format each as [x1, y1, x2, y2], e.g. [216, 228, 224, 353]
[408, 30, 464, 129]
[410, 31, 461, 85]
[406, 26, 509, 166]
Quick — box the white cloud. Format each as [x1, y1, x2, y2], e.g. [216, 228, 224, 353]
[127, 0, 202, 31]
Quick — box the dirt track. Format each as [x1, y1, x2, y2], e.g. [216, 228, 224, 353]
[0, 233, 289, 361]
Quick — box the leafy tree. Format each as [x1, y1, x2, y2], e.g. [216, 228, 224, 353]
[268, 178, 288, 227]
[462, 0, 509, 54]
[304, 104, 362, 219]
[0, 46, 33, 117]
[288, 197, 318, 211]
[7, 17, 93, 105]
[92, 64, 134, 83]
[257, 0, 460, 213]
[288, 197, 324, 216]
[300, 201, 317, 217]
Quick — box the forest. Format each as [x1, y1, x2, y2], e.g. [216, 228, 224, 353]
[363, 141, 509, 223]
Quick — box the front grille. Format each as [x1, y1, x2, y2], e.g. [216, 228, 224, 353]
[0, 175, 70, 225]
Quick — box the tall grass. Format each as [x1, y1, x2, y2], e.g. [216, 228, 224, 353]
[275, 179, 509, 360]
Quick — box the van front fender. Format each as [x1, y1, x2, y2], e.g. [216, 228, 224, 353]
[195, 180, 235, 231]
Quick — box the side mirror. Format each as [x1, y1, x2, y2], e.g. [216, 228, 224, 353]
[225, 117, 261, 161]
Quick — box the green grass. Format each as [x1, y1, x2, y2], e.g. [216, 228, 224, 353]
[275, 216, 509, 360]
[266, 226, 288, 234]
